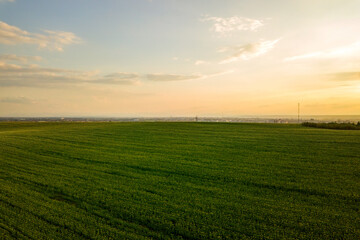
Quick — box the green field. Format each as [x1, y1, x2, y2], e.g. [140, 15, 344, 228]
[0, 122, 359, 239]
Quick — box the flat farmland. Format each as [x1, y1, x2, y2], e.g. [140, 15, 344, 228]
[0, 122, 359, 239]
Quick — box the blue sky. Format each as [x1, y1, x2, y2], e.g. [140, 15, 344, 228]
[1, 0, 360, 117]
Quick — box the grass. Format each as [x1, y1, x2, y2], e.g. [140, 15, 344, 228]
[0, 122, 359, 239]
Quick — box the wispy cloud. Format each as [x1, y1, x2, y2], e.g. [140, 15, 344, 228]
[207, 69, 235, 78]
[146, 73, 204, 82]
[284, 41, 360, 61]
[0, 21, 81, 51]
[219, 39, 280, 64]
[146, 70, 233, 82]
[0, 54, 231, 86]
[91, 72, 141, 85]
[0, 61, 139, 87]
[0, 0, 15, 3]
[0, 62, 87, 87]
[323, 72, 360, 82]
[0, 97, 33, 104]
[202, 16, 264, 34]
[194, 60, 210, 65]
[0, 54, 42, 63]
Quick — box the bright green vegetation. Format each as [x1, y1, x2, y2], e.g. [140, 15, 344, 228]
[0, 122, 359, 239]
[302, 121, 360, 130]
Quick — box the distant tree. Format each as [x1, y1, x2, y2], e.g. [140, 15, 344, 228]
[302, 122, 360, 130]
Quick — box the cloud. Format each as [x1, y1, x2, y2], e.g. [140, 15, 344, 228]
[0, 54, 42, 63]
[0, 63, 232, 85]
[0, 63, 85, 87]
[0, 21, 81, 51]
[195, 60, 210, 65]
[147, 73, 204, 81]
[202, 16, 264, 34]
[0, 60, 139, 87]
[0, 55, 140, 86]
[146, 70, 233, 82]
[219, 39, 280, 64]
[0, 0, 14, 2]
[0, 64, 218, 85]
[90, 72, 140, 85]
[284, 41, 360, 62]
[0, 54, 231, 86]
[0, 97, 33, 104]
[323, 72, 360, 82]
[207, 69, 235, 78]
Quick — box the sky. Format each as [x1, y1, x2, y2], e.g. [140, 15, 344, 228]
[0, 0, 360, 117]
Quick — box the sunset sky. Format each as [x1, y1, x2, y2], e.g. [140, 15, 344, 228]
[1, 0, 360, 117]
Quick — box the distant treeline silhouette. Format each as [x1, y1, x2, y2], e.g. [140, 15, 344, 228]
[302, 122, 360, 130]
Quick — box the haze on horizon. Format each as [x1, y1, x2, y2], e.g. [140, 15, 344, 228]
[0, 0, 359, 117]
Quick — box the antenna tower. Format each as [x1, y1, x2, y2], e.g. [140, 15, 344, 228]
[298, 103, 300, 123]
